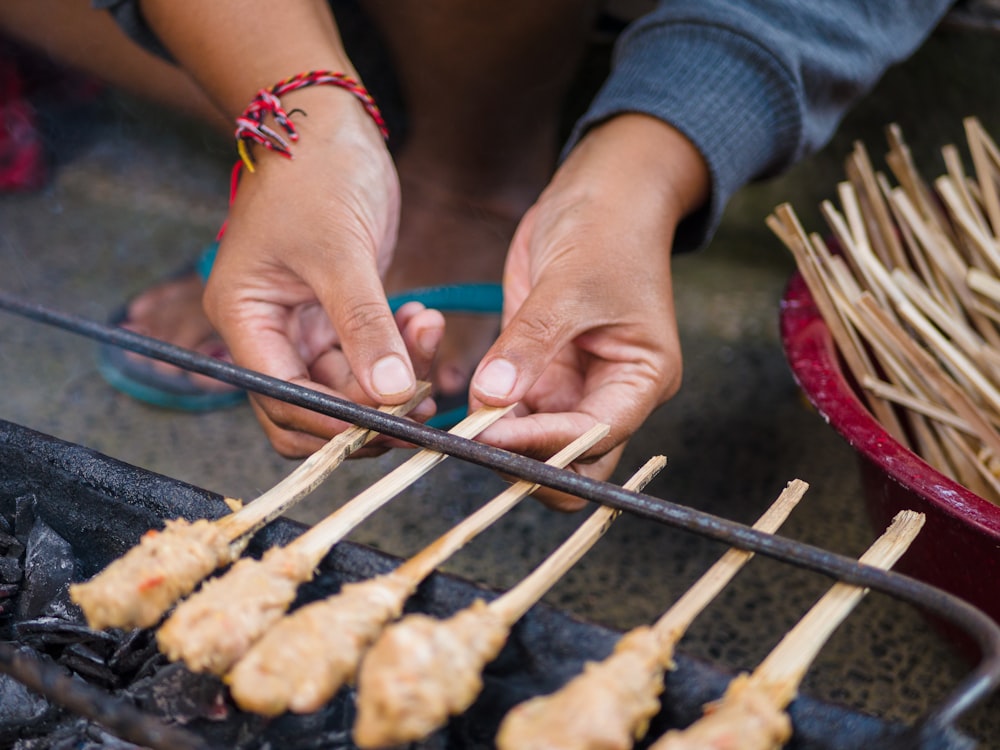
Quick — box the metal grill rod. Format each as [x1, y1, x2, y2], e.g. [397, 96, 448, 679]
[0, 642, 212, 750]
[1, 290, 998, 734]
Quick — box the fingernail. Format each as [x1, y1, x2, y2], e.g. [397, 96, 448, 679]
[476, 358, 518, 398]
[417, 326, 443, 356]
[372, 354, 413, 396]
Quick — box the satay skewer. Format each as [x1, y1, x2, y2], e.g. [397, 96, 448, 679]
[69, 385, 431, 631]
[969, 267, 1000, 306]
[861, 376, 988, 434]
[649, 509, 925, 750]
[226, 423, 610, 716]
[351, 456, 666, 749]
[155, 404, 513, 675]
[495, 479, 808, 750]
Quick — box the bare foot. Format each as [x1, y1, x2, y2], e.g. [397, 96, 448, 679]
[117, 269, 238, 395]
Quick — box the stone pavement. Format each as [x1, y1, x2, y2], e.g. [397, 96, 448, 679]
[1, 17, 998, 748]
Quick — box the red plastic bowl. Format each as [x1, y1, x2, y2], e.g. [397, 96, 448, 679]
[780, 271, 1000, 632]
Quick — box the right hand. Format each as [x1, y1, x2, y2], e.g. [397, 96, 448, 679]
[202, 87, 442, 456]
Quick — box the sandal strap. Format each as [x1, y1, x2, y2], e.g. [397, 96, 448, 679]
[388, 283, 502, 314]
[200, 242, 503, 314]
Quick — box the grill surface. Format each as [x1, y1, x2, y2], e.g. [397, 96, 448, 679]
[0, 418, 987, 749]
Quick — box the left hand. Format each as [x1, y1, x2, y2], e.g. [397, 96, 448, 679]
[468, 114, 710, 509]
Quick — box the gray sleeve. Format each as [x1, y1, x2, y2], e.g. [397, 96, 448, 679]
[567, 0, 955, 251]
[91, 0, 172, 60]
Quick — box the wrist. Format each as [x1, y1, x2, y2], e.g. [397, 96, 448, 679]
[572, 113, 710, 224]
[234, 71, 388, 172]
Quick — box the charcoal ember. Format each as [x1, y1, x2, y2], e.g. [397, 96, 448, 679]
[0, 526, 22, 555]
[0, 516, 25, 560]
[107, 629, 161, 683]
[16, 517, 80, 621]
[14, 618, 116, 649]
[0, 672, 60, 743]
[127, 662, 232, 725]
[0, 554, 22, 584]
[12, 619, 121, 689]
[0, 582, 19, 599]
[60, 642, 118, 688]
[261, 690, 359, 750]
[12, 718, 146, 749]
[256, 691, 448, 750]
[13, 494, 36, 546]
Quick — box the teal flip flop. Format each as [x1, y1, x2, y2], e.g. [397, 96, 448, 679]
[97, 253, 248, 413]
[98, 242, 503, 427]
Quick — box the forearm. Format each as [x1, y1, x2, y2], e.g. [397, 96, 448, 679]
[138, 0, 357, 119]
[570, 0, 954, 250]
[559, 113, 709, 233]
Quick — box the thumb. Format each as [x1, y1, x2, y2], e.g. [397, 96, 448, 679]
[470, 284, 579, 405]
[316, 269, 418, 404]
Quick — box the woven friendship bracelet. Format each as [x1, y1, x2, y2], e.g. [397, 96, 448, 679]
[234, 70, 388, 172]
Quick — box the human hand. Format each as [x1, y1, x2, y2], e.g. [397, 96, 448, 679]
[203, 89, 442, 456]
[469, 114, 710, 509]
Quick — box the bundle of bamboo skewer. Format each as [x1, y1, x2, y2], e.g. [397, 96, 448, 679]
[770, 116, 1000, 505]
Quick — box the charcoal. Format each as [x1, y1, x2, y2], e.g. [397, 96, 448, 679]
[260, 693, 357, 749]
[13, 494, 36, 546]
[0, 554, 22, 583]
[107, 629, 160, 681]
[0, 672, 59, 740]
[12, 718, 146, 749]
[0, 582, 19, 599]
[60, 642, 118, 687]
[14, 617, 116, 649]
[0, 531, 22, 558]
[16, 518, 79, 621]
[127, 662, 232, 725]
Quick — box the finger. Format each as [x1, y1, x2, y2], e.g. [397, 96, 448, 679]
[470, 281, 588, 407]
[532, 442, 628, 512]
[308, 255, 418, 405]
[395, 302, 445, 382]
[476, 410, 628, 512]
[247, 387, 354, 459]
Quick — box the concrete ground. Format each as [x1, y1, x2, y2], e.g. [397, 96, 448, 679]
[2, 13, 999, 749]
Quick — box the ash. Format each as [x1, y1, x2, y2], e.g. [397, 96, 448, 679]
[0, 495, 453, 750]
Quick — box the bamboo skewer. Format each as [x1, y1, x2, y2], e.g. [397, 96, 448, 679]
[965, 117, 1000, 238]
[155, 404, 513, 675]
[490, 456, 665, 624]
[351, 456, 666, 749]
[846, 142, 906, 269]
[853, 295, 1000, 496]
[861, 376, 984, 434]
[937, 176, 1000, 278]
[969, 266, 1000, 305]
[886, 123, 953, 245]
[224, 423, 610, 716]
[857, 295, 1000, 461]
[831, 285, 957, 476]
[495, 478, 809, 750]
[768, 205, 908, 443]
[942, 144, 989, 237]
[773, 120, 1000, 506]
[219, 384, 434, 540]
[899, 180, 1000, 349]
[649, 510, 925, 750]
[69, 386, 432, 630]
